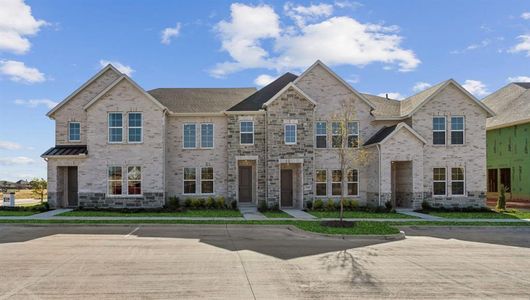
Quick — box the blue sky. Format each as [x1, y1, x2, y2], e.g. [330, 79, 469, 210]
[0, 0, 529, 181]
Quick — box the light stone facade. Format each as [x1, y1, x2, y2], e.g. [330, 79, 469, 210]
[44, 62, 490, 210]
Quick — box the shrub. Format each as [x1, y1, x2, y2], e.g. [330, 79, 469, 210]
[325, 199, 336, 211]
[167, 196, 180, 210]
[496, 184, 506, 211]
[190, 198, 201, 209]
[305, 200, 313, 210]
[421, 200, 432, 211]
[258, 200, 268, 212]
[216, 197, 226, 209]
[346, 199, 359, 211]
[184, 198, 192, 208]
[313, 199, 324, 210]
[385, 200, 393, 212]
[269, 202, 280, 211]
[230, 200, 238, 210]
[204, 197, 214, 209]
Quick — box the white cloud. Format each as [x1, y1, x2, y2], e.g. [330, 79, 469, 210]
[521, 12, 530, 20]
[334, 1, 363, 9]
[377, 92, 404, 100]
[284, 2, 334, 27]
[462, 80, 489, 97]
[0, 141, 22, 150]
[0, 60, 45, 83]
[211, 4, 420, 77]
[161, 23, 181, 45]
[0, 156, 34, 166]
[507, 76, 530, 82]
[0, 0, 48, 54]
[14, 98, 57, 109]
[510, 35, 530, 56]
[451, 39, 491, 54]
[99, 60, 134, 76]
[254, 74, 276, 87]
[412, 81, 432, 92]
[346, 74, 360, 84]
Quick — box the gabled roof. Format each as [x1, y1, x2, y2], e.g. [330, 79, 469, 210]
[83, 75, 167, 111]
[228, 73, 297, 111]
[362, 93, 401, 118]
[149, 88, 256, 113]
[47, 64, 122, 118]
[262, 82, 317, 108]
[294, 60, 376, 109]
[483, 82, 530, 129]
[364, 122, 427, 146]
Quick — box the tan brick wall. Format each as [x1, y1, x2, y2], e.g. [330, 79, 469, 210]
[52, 69, 121, 145]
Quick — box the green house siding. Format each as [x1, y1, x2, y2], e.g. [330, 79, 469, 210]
[486, 122, 530, 201]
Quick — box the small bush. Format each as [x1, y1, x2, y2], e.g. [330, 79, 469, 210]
[313, 199, 324, 210]
[167, 196, 180, 210]
[257, 200, 268, 212]
[305, 200, 313, 210]
[496, 184, 506, 211]
[269, 202, 280, 211]
[384, 200, 393, 212]
[216, 197, 226, 209]
[206, 197, 215, 209]
[421, 200, 432, 211]
[345, 199, 359, 211]
[325, 199, 336, 211]
[230, 200, 238, 210]
[184, 198, 192, 208]
[190, 198, 201, 209]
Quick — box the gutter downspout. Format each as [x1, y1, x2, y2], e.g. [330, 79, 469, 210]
[376, 143, 381, 207]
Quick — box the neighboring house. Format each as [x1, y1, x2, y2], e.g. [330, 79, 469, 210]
[42, 61, 494, 210]
[15, 180, 31, 189]
[483, 82, 530, 203]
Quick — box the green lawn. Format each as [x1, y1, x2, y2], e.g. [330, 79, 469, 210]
[59, 209, 242, 218]
[0, 210, 38, 216]
[426, 210, 530, 219]
[261, 211, 293, 218]
[295, 221, 400, 235]
[308, 210, 418, 219]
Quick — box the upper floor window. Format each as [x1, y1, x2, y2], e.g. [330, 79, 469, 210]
[347, 122, 359, 148]
[450, 116, 464, 145]
[108, 113, 123, 143]
[284, 124, 297, 144]
[432, 116, 446, 145]
[451, 167, 464, 195]
[240, 121, 254, 145]
[201, 167, 214, 194]
[128, 112, 142, 143]
[315, 170, 327, 196]
[347, 169, 359, 196]
[331, 122, 342, 148]
[183, 124, 196, 148]
[201, 123, 214, 148]
[127, 166, 142, 195]
[315, 122, 327, 148]
[68, 122, 80, 142]
[433, 167, 446, 196]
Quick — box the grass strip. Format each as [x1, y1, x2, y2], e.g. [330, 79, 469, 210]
[0, 211, 39, 216]
[308, 211, 418, 219]
[59, 209, 242, 218]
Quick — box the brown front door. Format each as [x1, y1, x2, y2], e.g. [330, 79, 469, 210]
[67, 167, 78, 207]
[281, 169, 293, 207]
[239, 166, 252, 203]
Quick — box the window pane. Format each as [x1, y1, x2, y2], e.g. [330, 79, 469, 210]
[451, 131, 463, 144]
[109, 181, 122, 195]
[316, 122, 326, 135]
[109, 113, 122, 127]
[128, 113, 142, 127]
[128, 166, 141, 181]
[433, 182, 446, 195]
[241, 121, 253, 133]
[332, 122, 342, 134]
[184, 124, 196, 148]
[332, 183, 342, 195]
[316, 183, 326, 196]
[201, 124, 214, 148]
[332, 136, 342, 148]
[241, 133, 253, 144]
[184, 168, 196, 180]
[201, 167, 213, 180]
[316, 170, 326, 182]
[129, 128, 142, 142]
[69, 123, 80, 141]
[201, 181, 214, 194]
[316, 136, 326, 148]
[285, 124, 296, 144]
[109, 128, 123, 142]
[348, 169, 358, 182]
[452, 182, 464, 195]
[451, 117, 464, 130]
[128, 181, 141, 195]
[433, 168, 446, 180]
[348, 122, 358, 135]
[433, 117, 445, 130]
[184, 181, 196, 194]
[433, 131, 445, 145]
[347, 136, 358, 148]
[108, 166, 122, 180]
[451, 168, 464, 180]
[348, 183, 358, 196]
[332, 170, 342, 182]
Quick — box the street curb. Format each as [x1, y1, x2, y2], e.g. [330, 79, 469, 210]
[286, 225, 406, 241]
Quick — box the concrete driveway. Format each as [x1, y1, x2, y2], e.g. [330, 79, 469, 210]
[0, 224, 528, 299]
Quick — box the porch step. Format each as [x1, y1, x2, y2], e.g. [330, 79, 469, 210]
[238, 206, 267, 220]
[281, 209, 316, 220]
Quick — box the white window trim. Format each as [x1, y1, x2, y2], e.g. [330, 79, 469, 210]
[432, 116, 446, 146]
[450, 167, 466, 196]
[240, 121, 254, 145]
[126, 166, 143, 196]
[106, 165, 143, 197]
[450, 116, 465, 145]
[183, 123, 197, 149]
[200, 167, 215, 194]
[331, 121, 342, 148]
[127, 112, 143, 144]
[347, 121, 359, 149]
[68, 121, 81, 142]
[200, 123, 215, 149]
[432, 167, 447, 197]
[108, 112, 124, 144]
[315, 121, 327, 149]
[315, 169, 327, 196]
[284, 124, 297, 145]
[347, 169, 359, 196]
[331, 169, 342, 196]
[183, 167, 197, 195]
[107, 166, 123, 196]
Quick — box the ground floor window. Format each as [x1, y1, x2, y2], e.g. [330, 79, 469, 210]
[107, 165, 142, 196]
[108, 166, 122, 195]
[500, 168, 511, 193]
[184, 168, 196, 194]
[451, 167, 464, 195]
[487, 169, 498, 192]
[201, 167, 214, 194]
[127, 166, 142, 195]
[316, 170, 327, 196]
[433, 168, 446, 196]
[347, 169, 359, 196]
[332, 170, 342, 196]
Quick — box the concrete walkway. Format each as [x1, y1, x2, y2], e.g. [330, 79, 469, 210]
[396, 209, 445, 220]
[238, 205, 267, 220]
[31, 209, 72, 219]
[282, 209, 317, 219]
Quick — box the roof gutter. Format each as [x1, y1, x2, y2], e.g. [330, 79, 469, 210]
[486, 118, 530, 130]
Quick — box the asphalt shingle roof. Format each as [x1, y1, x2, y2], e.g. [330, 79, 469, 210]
[482, 83, 530, 129]
[148, 88, 256, 113]
[228, 73, 298, 111]
[363, 125, 397, 146]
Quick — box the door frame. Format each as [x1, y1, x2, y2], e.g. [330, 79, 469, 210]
[66, 166, 78, 207]
[280, 169, 294, 208]
[236, 157, 258, 205]
[238, 166, 253, 204]
[279, 160, 304, 209]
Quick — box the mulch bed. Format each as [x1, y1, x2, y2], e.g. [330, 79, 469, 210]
[320, 220, 356, 228]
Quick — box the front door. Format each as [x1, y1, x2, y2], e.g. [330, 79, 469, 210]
[238, 166, 252, 203]
[67, 166, 78, 207]
[281, 169, 293, 207]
